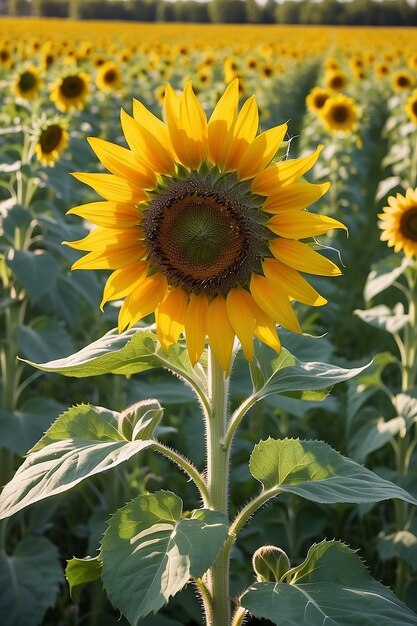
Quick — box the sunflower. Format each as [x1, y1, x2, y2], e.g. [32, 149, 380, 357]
[96, 61, 122, 92]
[67, 80, 345, 372]
[374, 62, 390, 78]
[406, 89, 417, 125]
[50, 72, 90, 112]
[379, 188, 417, 258]
[306, 87, 332, 116]
[391, 70, 415, 93]
[324, 70, 347, 92]
[35, 122, 69, 166]
[12, 66, 42, 100]
[319, 94, 359, 134]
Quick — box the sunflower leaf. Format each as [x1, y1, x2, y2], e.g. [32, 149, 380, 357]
[241, 541, 417, 625]
[0, 404, 156, 519]
[66, 556, 102, 602]
[100, 492, 228, 624]
[249, 437, 417, 505]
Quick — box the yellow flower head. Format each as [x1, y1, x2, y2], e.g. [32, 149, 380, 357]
[324, 70, 347, 92]
[306, 87, 332, 116]
[391, 70, 415, 93]
[319, 94, 359, 134]
[379, 188, 417, 258]
[67, 80, 345, 372]
[406, 89, 417, 125]
[12, 66, 42, 101]
[35, 122, 69, 166]
[50, 72, 90, 112]
[96, 61, 122, 92]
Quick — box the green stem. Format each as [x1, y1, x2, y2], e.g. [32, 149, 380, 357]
[204, 348, 231, 626]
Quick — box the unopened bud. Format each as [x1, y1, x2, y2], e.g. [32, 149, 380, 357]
[118, 399, 163, 441]
[252, 545, 290, 582]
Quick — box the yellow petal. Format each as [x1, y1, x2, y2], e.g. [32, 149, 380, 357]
[132, 98, 175, 158]
[156, 287, 188, 351]
[223, 96, 258, 172]
[120, 109, 175, 176]
[267, 212, 346, 239]
[207, 78, 239, 167]
[263, 182, 331, 213]
[226, 288, 256, 361]
[100, 261, 149, 309]
[118, 273, 167, 332]
[269, 238, 341, 276]
[237, 123, 287, 181]
[163, 83, 180, 127]
[87, 137, 156, 189]
[185, 293, 209, 366]
[250, 273, 302, 334]
[263, 258, 327, 306]
[252, 145, 324, 195]
[167, 82, 208, 169]
[67, 202, 141, 229]
[65, 227, 141, 251]
[207, 296, 235, 374]
[72, 172, 146, 203]
[72, 242, 146, 270]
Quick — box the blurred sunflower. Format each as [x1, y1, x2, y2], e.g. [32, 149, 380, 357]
[306, 87, 331, 116]
[96, 61, 122, 92]
[319, 94, 359, 133]
[379, 188, 417, 258]
[35, 121, 69, 166]
[50, 72, 90, 112]
[12, 66, 42, 100]
[67, 80, 344, 372]
[406, 89, 417, 124]
[391, 70, 415, 93]
[324, 70, 347, 92]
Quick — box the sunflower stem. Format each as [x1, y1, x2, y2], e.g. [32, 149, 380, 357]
[203, 348, 231, 626]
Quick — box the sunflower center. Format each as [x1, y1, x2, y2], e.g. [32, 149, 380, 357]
[60, 75, 84, 99]
[104, 69, 117, 84]
[314, 94, 328, 109]
[397, 75, 410, 88]
[401, 207, 417, 241]
[143, 172, 268, 296]
[19, 71, 37, 92]
[40, 124, 63, 154]
[332, 105, 348, 123]
[411, 101, 417, 117]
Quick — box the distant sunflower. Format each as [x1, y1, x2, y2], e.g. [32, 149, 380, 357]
[379, 188, 417, 258]
[375, 62, 390, 78]
[406, 90, 417, 125]
[13, 66, 42, 100]
[324, 70, 347, 92]
[50, 72, 90, 112]
[391, 70, 415, 93]
[35, 122, 69, 166]
[306, 87, 332, 116]
[96, 61, 122, 92]
[67, 80, 345, 372]
[319, 94, 359, 133]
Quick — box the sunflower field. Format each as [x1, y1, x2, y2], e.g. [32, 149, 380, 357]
[1, 17, 417, 626]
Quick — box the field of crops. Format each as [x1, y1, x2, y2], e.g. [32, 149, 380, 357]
[1, 17, 417, 626]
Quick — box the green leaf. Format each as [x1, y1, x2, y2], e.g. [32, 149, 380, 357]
[351, 351, 397, 389]
[0, 536, 63, 626]
[364, 254, 410, 302]
[6, 250, 60, 303]
[348, 413, 405, 463]
[22, 326, 207, 400]
[0, 404, 156, 519]
[252, 342, 369, 401]
[17, 317, 75, 363]
[355, 304, 409, 334]
[377, 531, 417, 569]
[395, 392, 417, 427]
[100, 492, 228, 624]
[241, 541, 417, 625]
[66, 556, 102, 601]
[249, 438, 417, 505]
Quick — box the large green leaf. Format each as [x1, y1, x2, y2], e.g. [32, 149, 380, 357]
[377, 530, 417, 569]
[250, 342, 369, 401]
[100, 491, 228, 624]
[355, 304, 409, 334]
[0, 536, 63, 626]
[22, 326, 207, 400]
[241, 541, 417, 625]
[249, 438, 417, 505]
[348, 413, 405, 463]
[364, 254, 410, 302]
[6, 250, 60, 303]
[0, 403, 161, 519]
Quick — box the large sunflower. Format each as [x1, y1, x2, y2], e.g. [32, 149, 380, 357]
[67, 80, 345, 372]
[379, 188, 417, 258]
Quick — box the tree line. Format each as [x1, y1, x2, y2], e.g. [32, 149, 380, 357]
[8, 0, 417, 26]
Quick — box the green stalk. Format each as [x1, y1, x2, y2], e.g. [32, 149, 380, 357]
[203, 348, 231, 626]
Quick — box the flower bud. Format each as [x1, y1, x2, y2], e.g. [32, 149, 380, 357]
[252, 545, 290, 583]
[118, 399, 163, 441]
